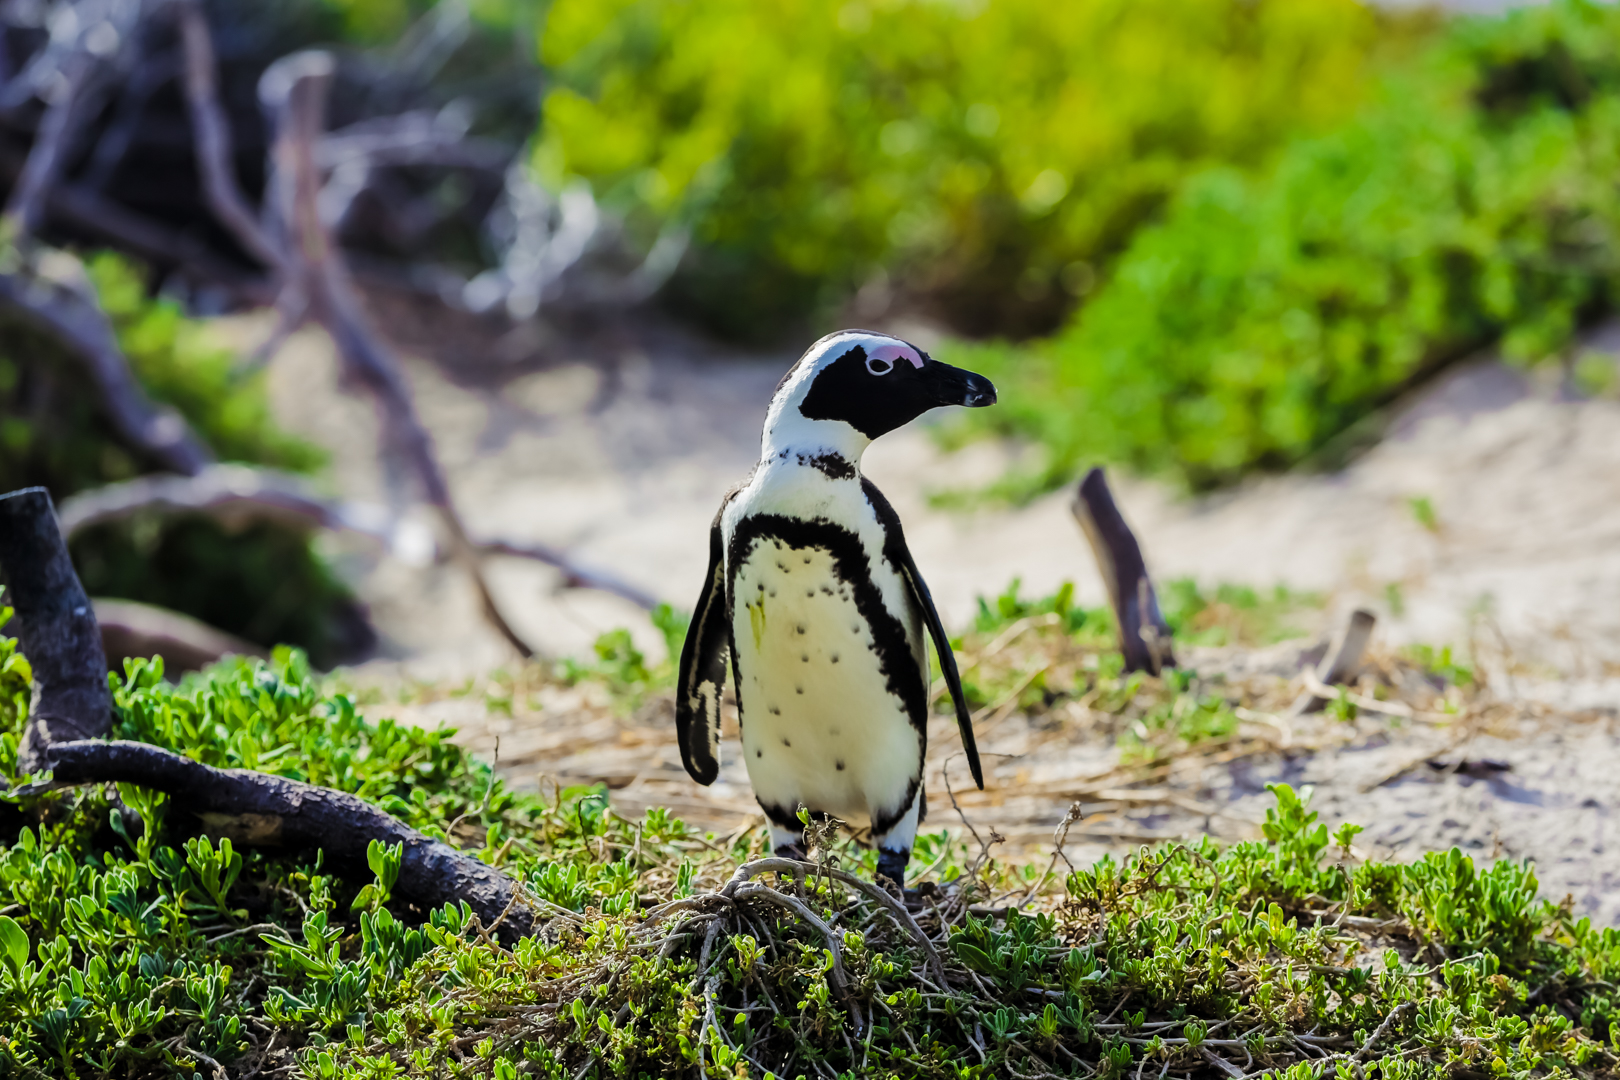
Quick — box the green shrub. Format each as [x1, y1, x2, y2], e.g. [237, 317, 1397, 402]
[69, 517, 371, 671]
[538, 0, 1400, 339]
[0, 252, 368, 663]
[0, 253, 321, 496]
[88, 255, 325, 475]
[957, 0, 1620, 493]
[1, 627, 1616, 1077]
[557, 602, 691, 707]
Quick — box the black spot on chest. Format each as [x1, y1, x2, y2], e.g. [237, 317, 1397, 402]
[801, 452, 856, 480]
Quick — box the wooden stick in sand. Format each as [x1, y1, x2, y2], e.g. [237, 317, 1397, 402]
[1070, 467, 1176, 675]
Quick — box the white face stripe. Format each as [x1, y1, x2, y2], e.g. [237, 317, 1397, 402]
[868, 342, 923, 369]
[761, 331, 920, 462]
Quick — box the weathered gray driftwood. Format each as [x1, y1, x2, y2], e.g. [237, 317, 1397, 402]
[1, 484, 535, 941]
[1071, 467, 1176, 675]
[1292, 608, 1377, 716]
[43, 739, 534, 940]
[0, 488, 113, 772]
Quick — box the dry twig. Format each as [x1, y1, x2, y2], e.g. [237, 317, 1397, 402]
[176, 23, 538, 655]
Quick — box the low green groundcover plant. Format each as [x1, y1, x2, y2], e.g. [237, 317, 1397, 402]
[953, 0, 1620, 494]
[1, 610, 1617, 1078]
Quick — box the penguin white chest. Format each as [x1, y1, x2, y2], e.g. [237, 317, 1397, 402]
[730, 539, 924, 829]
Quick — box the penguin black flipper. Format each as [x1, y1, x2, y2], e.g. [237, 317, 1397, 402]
[862, 479, 984, 790]
[676, 498, 732, 785]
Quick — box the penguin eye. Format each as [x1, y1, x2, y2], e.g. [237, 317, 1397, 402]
[866, 355, 894, 376]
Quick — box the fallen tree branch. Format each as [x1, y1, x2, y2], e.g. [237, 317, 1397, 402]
[176, 19, 539, 657]
[56, 464, 409, 548]
[1071, 467, 1175, 675]
[58, 466, 660, 609]
[0, 488, 113, 771]
[478, 538, 659, 611]
[1291, 609, 1377, 717]
[0, 266, 214, 476]
[1, 489, 534, 939]
[37, 738, 535, 941]
[94, 597, 266, 673]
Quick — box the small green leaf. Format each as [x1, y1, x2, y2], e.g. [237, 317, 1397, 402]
[950, 940, 998, 975]
[0, 915, 28, 974]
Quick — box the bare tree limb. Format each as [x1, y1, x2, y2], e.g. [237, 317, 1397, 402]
[48, 181, 269, 296]
[38, 738, 536, 941]
[1070, 467, 1175, 675]
[0, 488, 113, 772]
[4, 47, 93, 235]
[174, 0, 286, 273]
[1291, 608, 1377, 716]
[235, 284, 307, 373]
[56, 465, 406, 547]
[316, 113, 511, 173]
[176, 12, 541, 655]
[57, 465, 660, 609]
[94, 597, 267, 673]
[3, 0, 147, 236]
[479, 538, 659, 611]
[0, 266, 215, 475]
[259, 52, 537, 657]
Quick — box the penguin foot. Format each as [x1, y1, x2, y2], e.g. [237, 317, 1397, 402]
[875, 848, 909, 891]
[774, 842, 809, 862]
[901, 879, 938, 912]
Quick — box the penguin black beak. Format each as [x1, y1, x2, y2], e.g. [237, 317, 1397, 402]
[923, 362, 998, 409]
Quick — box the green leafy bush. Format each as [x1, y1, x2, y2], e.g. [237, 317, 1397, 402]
[0, 254, 321, 498]
[957, 0, 1620, 492]
[557, 602, 690, 705]
[70, 517, 371, 670]
[0, 251, 369, 664]
[539, 0, 1400, 339]
[1, 627, 1616, 1077]
[87, 254, 323, 476]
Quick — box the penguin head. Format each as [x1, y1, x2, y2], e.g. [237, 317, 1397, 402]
[764, 330, 997, 456]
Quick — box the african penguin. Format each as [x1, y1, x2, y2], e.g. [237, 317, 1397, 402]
[676, 329, 994, 885]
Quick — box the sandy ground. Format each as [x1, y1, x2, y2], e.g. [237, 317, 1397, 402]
[246, 310, 1620, 680]
[227, 303, 1620, 924]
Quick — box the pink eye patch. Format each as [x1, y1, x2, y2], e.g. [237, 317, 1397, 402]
[869, 343, 924, 369]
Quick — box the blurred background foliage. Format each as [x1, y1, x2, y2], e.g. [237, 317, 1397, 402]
[950, 0, 1620, 493]
[0, 252, 361, 667]
[535, 0, 1620, 495]
[538, 0, 1414, 340]
[88, 255, 323, 479]
[25, 0, 1620, 665]
[0, 254, 320, 497]
[2, 0, 546, 669]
